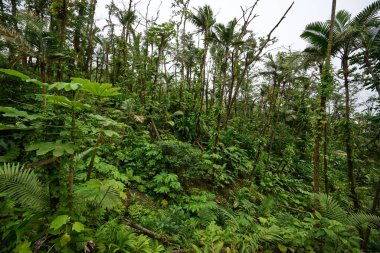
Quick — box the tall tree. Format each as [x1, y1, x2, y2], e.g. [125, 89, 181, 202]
[305, 0, 336, 194]
[190, 5, 215, 110]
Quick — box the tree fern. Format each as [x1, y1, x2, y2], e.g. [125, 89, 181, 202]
[315, 193, 380, 228]
[0, 163, 49, 211]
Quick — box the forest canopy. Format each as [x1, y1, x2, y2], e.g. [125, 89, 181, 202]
[0, 0, 380, 252]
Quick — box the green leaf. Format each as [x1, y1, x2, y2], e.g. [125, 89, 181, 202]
[173, 110, 184, 116]
[50, 215, 69, 230]
[259, 217, 269, 224]
[103, 130, 120, 137]
[166, 120, 175, 126]
[60, 233, 71, 246]
[46, 95, 90, 111]
[14, 241, 32, 253]
[89, 114, 124, 127]
[0, 106, 28, 117]
[0, 106, 41, 120]
[72, 78, 120, 96]
[75, 179, 121, 210]
[72, 222, 85, 232]
[278, 244, 288, 253]
[49, 82, 81, 91]
[0, 69, 45, 87]
[0, 124, 34, 131]
[25, 78, 45, 87]
[0, 68, 30, 80]
[26, 141, 76, 157]
[315, 210, 322, 219]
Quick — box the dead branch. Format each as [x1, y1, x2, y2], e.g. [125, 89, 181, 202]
[126, 219, 172, 244]
[238, 0, 260, 38]
[254, 1, 295, 59]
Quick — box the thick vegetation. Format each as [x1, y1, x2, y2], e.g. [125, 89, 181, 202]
[0, 0, 380, 252]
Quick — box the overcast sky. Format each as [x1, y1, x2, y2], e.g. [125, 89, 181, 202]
[95, 0, 375, 50]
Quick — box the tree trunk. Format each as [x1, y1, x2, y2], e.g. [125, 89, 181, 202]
[85, 0, 97, 79]
[57, 0, 67, 81]
[313, 0, 336, 194]
[343, 52, 360, 210]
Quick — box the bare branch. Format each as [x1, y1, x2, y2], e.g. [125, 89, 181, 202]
[255, 1, 295, 58]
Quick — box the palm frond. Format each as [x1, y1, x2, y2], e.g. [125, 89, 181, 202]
[17, 13, 46, 33]
[301, 21, 330, 52]
[190, 5, 216, 33]
[0, 26, 35, 55]
[352, 0, 380, 26]
[334, 10, 351, 33]
[0, 163, 49, 211]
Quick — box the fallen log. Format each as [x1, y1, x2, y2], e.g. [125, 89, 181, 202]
[125, 219, 193, 252]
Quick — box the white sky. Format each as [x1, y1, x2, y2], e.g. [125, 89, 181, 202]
[95, 0, 375, 50]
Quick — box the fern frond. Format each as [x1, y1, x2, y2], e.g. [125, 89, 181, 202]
[314, 194, 380, 229]
[243, 226, 282, 251]
[0, 163, 49, 211]
[348, 213, 380, 229]
[73, 147, 95, 164]
[214, 205, 240, 231]
[315, 193, 347, 222]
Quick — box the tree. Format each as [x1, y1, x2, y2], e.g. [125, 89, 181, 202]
[212, 19, 239, 147]
[190, 5, 215, 111]
[302, 0, 336, 194]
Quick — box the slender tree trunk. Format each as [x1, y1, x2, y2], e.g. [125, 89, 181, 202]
[223, 51, 236, 129]
[214, 50, 229, 148]
[8, 0, 18, 64]
[85, 0, 97, 79]
[57, 0, 67, 81]
[323, 123, 329, 194]
[313, 0, 336, 194]
[343, 52, 360, 210]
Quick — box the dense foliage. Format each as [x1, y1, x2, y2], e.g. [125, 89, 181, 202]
[0, 0, 380, 252]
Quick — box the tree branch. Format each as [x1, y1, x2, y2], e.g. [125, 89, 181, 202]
[254, 1, 294, 58]
[26, 157, 58, 169]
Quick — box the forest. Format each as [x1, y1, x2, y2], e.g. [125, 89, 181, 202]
[0, 0, 380, 252]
